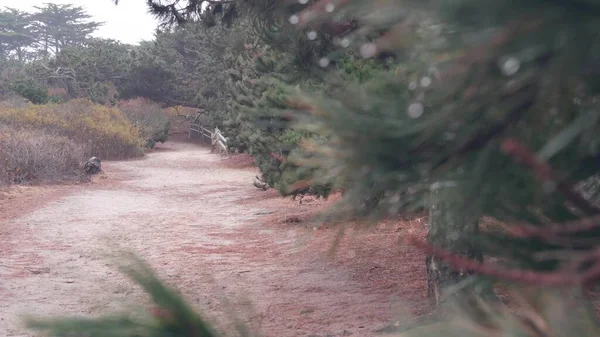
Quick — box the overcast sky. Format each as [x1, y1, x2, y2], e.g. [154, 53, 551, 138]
[0, 0, 160, 45]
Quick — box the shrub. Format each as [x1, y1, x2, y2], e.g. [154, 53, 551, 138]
[0, 99, 145, 159]
[0, 127, 87, 186]
[9, 78, 49, 104]
[118, 98, 171, 149]
[47, 87, 69, 103]
[0, 94, 30, 109]
[88, 82, 119, 105]
[163, 105, 208, 135]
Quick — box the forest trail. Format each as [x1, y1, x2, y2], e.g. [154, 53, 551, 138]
[0, 140, 428, 337]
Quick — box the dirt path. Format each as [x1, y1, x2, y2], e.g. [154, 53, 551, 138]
[0, 141, 428, 337]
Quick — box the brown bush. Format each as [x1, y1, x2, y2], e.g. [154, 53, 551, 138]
[0, 99, 144, 159]
[47, 87, 69, 102]
[117, 98, 171, 148]
[0, 127, 87, 186]
[0, 94, 30, 109]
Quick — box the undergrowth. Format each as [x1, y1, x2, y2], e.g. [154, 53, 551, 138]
[0, 99, 145, 159]
[118, 98, 171, 149]
[0, 127, 87, 186]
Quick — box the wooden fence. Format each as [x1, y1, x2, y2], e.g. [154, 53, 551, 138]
[188, 114, 228, 154]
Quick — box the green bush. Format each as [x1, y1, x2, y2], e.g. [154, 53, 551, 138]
[9, 79, 49, 104]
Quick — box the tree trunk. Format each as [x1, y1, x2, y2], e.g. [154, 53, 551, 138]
[426, 181, 486, 310]
[44, 36, 49, 57]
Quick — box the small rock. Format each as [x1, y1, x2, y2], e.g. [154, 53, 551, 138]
[284, 216, 301, 224]
[28, 268, 49, 275]
[83, 157, 101, 174]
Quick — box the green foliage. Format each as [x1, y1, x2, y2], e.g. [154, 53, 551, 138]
[123, 40, 179, 103]
[9, 78, 49, 104]
[0, 5, 112, 104]
[86, 82, 116, 105]
[53, 39, 134, 102]
[242, 52, 390, 198]
[212, 7, 386, 198]
[31, 3, 102, 55]
[116, 21, 237, 114]
[123, 0, 346, 198]
[224, 46, 330, 197]
[143, 0, 239, 28]
[286, 0, 600, 283]
[0, 7, 35, 61]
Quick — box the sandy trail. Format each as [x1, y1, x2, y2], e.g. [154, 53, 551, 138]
[0, 141, 428, 337]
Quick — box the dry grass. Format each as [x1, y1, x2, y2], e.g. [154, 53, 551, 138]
[0, 99, 144, 159]
[0, 127, 87, 186]
[0, 94, 30, 109]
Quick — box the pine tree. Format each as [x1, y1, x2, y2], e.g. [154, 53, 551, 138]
[31, 4, 102, 56]
[44, 38, 135, 102]
[0, 8, 35, 61]
[288, 0, 600, 308]
[141, 0, 346, 197]
[142, 0, 239, 28]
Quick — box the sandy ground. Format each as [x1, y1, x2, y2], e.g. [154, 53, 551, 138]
[0, 140, 429, 337]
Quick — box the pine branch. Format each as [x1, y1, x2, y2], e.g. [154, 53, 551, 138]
[508, 215, 600, 239]
[295, 0, 351, 26]
[408, 236, 600, 286]
[432, 88, 535, 171]
[500, 138, 600, 215]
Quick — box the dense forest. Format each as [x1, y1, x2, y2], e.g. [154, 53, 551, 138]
[3, 0, 600, 336]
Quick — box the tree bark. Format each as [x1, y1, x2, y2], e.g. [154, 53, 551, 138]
[426, 181, 486, 310]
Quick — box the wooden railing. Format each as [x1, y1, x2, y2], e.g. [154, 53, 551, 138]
[189, 114, 228, 154]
